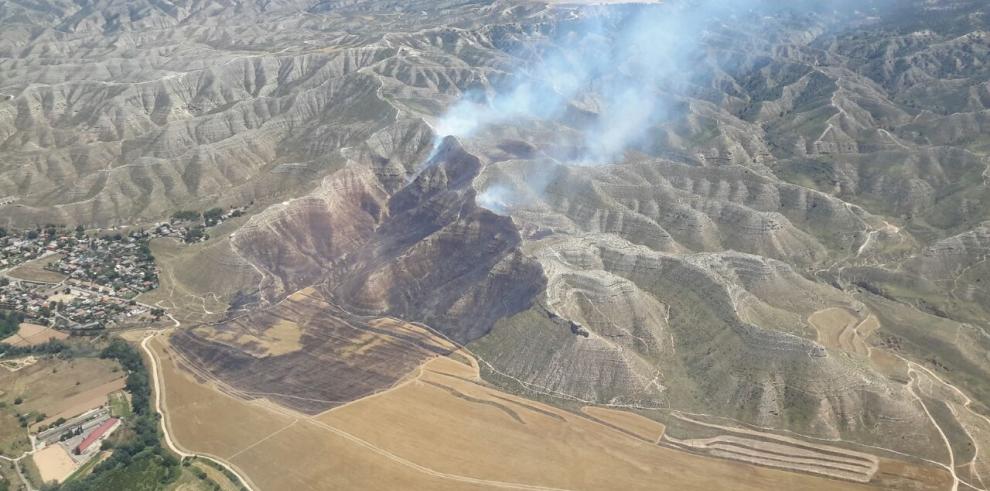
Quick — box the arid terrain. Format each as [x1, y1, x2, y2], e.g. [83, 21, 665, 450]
[2, 0, 990, 489]
[149, 332, 891, 490]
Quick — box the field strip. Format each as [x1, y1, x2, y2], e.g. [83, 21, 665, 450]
[303, 408, 576, 491]
[667, 411, 880, 483]
[664, 435, 876, 483]
[150, 331, 574, 491]
[226, 420, 299, 461]
[142, 332, 260, 491]
[313, 364, 426, 418]
[807, 307, 870, 356]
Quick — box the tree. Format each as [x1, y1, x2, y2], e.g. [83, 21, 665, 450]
[171, 210, 201, 221]
[184, 226, 206, 243]
[203, 207, 224, 220]
[203, 207, 224, 226]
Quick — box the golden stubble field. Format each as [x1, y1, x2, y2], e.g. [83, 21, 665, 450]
[148, 333, 876, 491]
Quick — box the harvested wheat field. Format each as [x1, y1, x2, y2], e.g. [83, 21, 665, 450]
[318, 356, 873, 491]
[150, 333, 873, 491]
[33, 444, 77, 484]
[581, 406, 666, 442]
[149, 335, 481, 491]
[1, 323, 68, 347]
[808, 308, 871, 357]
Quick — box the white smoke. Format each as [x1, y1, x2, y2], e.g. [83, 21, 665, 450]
[426, 0, 876, 211]
[431, 2, 715, 166]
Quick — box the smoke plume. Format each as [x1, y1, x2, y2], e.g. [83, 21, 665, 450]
[431, 2, 727, 165]
[427, 0, 884, 211]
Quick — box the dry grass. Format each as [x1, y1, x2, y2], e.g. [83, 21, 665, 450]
[149, 336, 470, 491]
[869, 349, 909, 380]
[33, 444, 77, 484]
[7, 254, 68, 284]
[230, 420, 487, 490]
[151, 333, 875, 491]
[0, 459, 27, 489]
[0, 409, 30, 457]
[0, 357, 125, 431]
[33, 379, 126, 431]
[153, 339, 296, 461]
[193, 462, 242, 491]
[320, 356, 873, 491]
[872, 457, 953, 490]
[137, 237, 260, 325]
[1, 323, 69, 347]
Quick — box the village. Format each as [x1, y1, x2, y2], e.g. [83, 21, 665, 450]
[0, 205, 247, 336]
[0, 229, 161, 335]
[0, 350, 133, 488]
[0, 205, 249, 489]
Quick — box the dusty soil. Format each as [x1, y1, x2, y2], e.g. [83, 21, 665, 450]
[7, 254, 68, 284]
[0, 357, 125, 432]
[1, 323, 68, 347]
[33, 444, 77, 484]
[0, 356, 37, 372]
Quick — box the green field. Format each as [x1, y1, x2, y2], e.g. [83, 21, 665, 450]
[108, 391, 132, 418]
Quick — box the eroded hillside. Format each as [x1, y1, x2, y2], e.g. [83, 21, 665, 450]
[4, 0, 990, 489]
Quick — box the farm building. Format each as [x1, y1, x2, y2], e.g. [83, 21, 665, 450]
[73, 417, 119, 455]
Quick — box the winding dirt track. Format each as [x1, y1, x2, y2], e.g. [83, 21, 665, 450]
[142, 331, 259, 491]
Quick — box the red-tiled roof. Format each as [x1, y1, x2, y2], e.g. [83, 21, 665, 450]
[75, 417, 119, 454]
